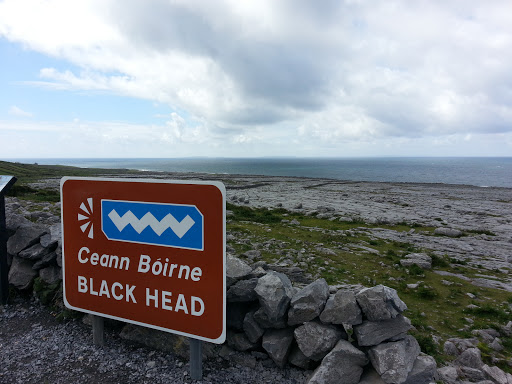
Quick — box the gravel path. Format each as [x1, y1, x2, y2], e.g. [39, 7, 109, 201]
[0, 297, 309, 384]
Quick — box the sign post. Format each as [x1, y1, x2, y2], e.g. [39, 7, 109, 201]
[1, 175, 17, 305]
[60, 177, 226, 376]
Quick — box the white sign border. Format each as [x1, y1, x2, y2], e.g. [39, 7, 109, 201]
[60, 176, 226, 344]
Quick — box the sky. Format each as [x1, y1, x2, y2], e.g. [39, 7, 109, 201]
[1, 0, 512, 158]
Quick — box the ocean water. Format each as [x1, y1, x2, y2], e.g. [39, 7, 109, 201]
[8, 157, 512, 188]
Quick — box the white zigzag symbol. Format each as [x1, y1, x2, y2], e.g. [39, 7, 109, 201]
[107, 210, 195, 239]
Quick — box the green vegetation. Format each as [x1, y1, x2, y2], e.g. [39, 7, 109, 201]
[0, 160, 138, 201]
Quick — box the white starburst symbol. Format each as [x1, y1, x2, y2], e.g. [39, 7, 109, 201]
[77, 197, 94, 239]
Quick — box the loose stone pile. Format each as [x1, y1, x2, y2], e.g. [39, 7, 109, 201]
[222, 255, 437, 384]
[5, 202, 62, 290]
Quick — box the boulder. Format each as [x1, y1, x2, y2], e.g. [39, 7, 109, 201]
[400, 253, 432, 270]
[443, 340, 459, 356]
[39, 265, 62, 285]
[481, 364, 510, 384]
[18, 243, 50, 260]
[355, 285, 407, 321]
[32, 251, 57, 270]
[353, 315, 412, 347]
[242, 250, 261, 261]
[368, 335, 420, 384]
[320, 290, 363, 325]
[253, 307, 287, 329]
[402, 354, 437, 384]
[227, 330, 258, 352]
[287, 278, 329, 326]
[8, 256, 38, 290]
[243, 310, 264, 343]
[454, 347, 484, 369]
[39, 233, 57, 248]
[437, 366, 459, 383]
[226, 255, 252, 286]
[261, 328, 294, 368]
[254, 271, 293, 323]
[5, 212, 31, 234]
[7, 223, 47, 255]
[307, 339, 368, 384]
[227, 278, 258, 303]
[434, 227, 462, 237]
[460, 366, 486, 382]
[294, 321, 346, 361]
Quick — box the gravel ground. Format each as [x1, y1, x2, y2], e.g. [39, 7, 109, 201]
[0, 297, 310, 384]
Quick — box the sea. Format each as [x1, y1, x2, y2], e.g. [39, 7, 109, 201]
[7, 157, 512, 188]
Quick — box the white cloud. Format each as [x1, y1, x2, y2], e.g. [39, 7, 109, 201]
[1, 0, 512, 156]
[8, 105, 32, 117]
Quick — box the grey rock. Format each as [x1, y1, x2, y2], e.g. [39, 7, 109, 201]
[489, 338, 504, 352]
[7, 223, 47, 255]
[39, 233, 57, 248]
[402, 354, 437, 384]
[227, 278, 258, 302]
[460, 366, 486, 382]
[226, 255, 253, 286]
[307, 339, 368, 384]
[226, 330, 258, 352]
[243, 310, 264, 343]
[39, 265, 62, 285]
[444, 340, 459, 356]
[434, 227, 463, 237]
[8, 256, 38, 290]
[5, 212, 31, 234]
[447, 337, 479, 353]
[242, 250, 261, 261]
[353, 315, 412, 347]
[261, 328, 294, 368]
[253, 307, 287, 329]
[49, 223, 62, 246]
[254, 271, 293, 323]
[294, 321, 346, 361]
[267, 265, 311, 284]
[368, 335, 420, 384]
[400, 253, 432, 269]
[319, 290, 363, 325]
[356, 285, 407, 321]
[481, 364, 509, 384]
[287, 278, 329, 326]
[249, 266, 266, 278]
[288, 345, 313, 370]
[455, 347, 484, 369]
[18, 243, 49, 260]
[32, 251, 57, 270]
[437, 366, 459, 383]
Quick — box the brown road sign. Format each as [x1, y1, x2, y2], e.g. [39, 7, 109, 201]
[61, 177, 226, 343]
